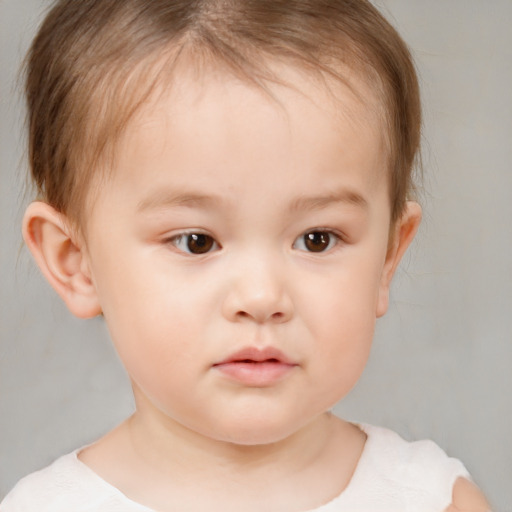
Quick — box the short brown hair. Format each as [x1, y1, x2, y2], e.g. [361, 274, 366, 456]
[25, 0, 421, 228]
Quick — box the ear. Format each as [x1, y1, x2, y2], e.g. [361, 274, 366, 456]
[376, 201, 422, 318]
[22, 201, 102, 319]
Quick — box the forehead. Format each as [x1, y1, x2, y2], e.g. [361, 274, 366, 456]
[87, 60, 388, 221]
[127, 61, 384, 164]
[159, 58, 384, 133]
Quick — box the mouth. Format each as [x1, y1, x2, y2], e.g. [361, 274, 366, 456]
[212, 347, 298, 387]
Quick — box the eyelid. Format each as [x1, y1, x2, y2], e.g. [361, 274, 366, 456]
[293, 228, 345, 253]
[162, 227, 345, 255]
[165, 230, 220, 255]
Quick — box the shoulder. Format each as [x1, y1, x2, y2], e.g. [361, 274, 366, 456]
[0, 451, 112, 512]
[358, 424, 480, 511]
[361, 423, 470, 480]
[445, 477, 491, 512]
[1, 453, 76, 512]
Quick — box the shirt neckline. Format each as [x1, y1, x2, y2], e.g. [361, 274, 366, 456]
[69, 422, 374, 512]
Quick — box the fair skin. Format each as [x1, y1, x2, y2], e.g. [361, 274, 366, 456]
[23, 63, 488, 511]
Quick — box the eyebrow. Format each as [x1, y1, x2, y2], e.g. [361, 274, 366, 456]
[137, 187, 368, 214]
[289, 189, 368, 213]
[137, 190, 221, 212]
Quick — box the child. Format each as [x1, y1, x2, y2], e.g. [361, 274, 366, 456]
[1, 0, 490, 510]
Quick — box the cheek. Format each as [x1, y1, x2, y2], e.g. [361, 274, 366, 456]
[107, 298, 204, 413]
[314, 296, 375, 385]
[91, 251, 209, 378]
[297, 256, 383, 387]
[301, 257, 382, 337]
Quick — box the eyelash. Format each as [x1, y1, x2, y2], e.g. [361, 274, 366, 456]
[293, 230, 343, 253]
[167, 232, 220, 255]
[165, 229, 344, 256]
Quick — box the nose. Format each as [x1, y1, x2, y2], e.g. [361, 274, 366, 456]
[221, 253, 293, 324]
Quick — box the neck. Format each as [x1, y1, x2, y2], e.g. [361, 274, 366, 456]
[80, 390, 366, 511]
[127, 396, 338, 482]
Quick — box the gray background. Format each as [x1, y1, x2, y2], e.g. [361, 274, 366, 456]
[1, 0, 511, 509]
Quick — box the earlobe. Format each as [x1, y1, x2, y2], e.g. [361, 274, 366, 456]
[376, 201, 422, 318]
[22, 201, 102, 319]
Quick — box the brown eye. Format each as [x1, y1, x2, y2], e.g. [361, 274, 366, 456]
[304, 232, 331, 252]
[171, 233, 218, 254]
[186, 233, 214, 254]
[294, 231, 337, 253]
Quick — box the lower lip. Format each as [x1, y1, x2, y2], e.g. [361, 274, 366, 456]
[213, 361, 297, 386]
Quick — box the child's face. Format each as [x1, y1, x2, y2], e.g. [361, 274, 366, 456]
[82, 66, 401, 445]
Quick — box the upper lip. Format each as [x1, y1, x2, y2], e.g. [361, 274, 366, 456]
[213, 346, 297, 366]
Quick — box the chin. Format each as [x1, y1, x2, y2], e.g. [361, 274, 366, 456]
[203, 411, 316, 447]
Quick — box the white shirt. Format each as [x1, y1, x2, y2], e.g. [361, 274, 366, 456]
[1, 424, 470, 512]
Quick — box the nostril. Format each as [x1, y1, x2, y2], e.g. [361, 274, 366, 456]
[234, 309, 286, 323]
